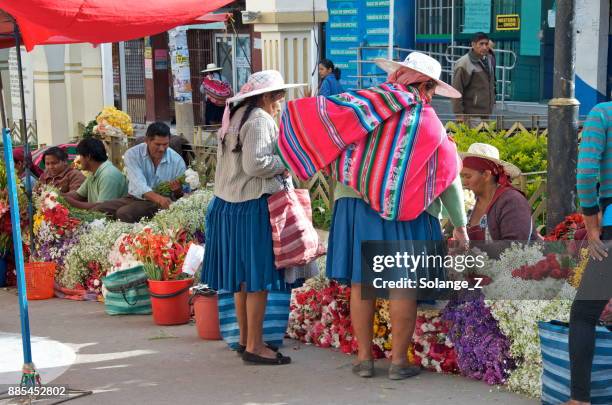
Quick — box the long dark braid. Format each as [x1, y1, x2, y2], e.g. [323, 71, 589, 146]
[233, 97, 260, 153]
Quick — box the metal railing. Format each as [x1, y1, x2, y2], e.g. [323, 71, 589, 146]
[445, 45, 517, 110]
[350, 45, 518, 110]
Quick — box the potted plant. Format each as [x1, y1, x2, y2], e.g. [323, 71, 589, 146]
[133, 228, 193, 325]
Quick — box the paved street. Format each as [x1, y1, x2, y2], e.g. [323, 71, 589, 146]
[0, 289, 536, 405]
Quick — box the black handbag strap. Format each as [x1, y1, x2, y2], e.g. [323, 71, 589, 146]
[105, 274, 149, 306]
[104, 275, 148, 293]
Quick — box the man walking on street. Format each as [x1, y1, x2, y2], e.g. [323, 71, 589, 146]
[451, 32, 496, 122]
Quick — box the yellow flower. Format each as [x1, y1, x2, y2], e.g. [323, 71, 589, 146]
[569, 248, 589, 288]
[33, 213, 44, 234]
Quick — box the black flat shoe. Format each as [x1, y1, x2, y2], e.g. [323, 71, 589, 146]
[236, 343, 279, 354]
[242, 351, 291, 365]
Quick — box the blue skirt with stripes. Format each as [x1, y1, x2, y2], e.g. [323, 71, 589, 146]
[326, 197, 444, 285]
[202, 196, 291, 293]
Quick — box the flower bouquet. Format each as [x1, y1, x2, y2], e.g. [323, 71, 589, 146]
[413, 309, 458, 374]
[442, 296, 514, 384]
[153, 168, 201, 197]
[33, 186, 85, 269]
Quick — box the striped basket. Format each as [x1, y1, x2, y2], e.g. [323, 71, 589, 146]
[218, 291, 290, 350]
[102, 266, 152, 315]
[539, 321, 612, 405]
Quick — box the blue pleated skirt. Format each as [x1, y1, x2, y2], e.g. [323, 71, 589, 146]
[202, 196, 291, 293]
[327, 197, 444, 284]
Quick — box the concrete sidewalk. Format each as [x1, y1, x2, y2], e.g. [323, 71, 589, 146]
[0, 289, 536, 405]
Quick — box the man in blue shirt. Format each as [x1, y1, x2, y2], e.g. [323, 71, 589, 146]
[97, 122, 186, 223]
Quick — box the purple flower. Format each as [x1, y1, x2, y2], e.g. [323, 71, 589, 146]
[442, 294, 515, 385]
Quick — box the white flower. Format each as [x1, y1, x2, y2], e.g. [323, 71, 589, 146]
[184, 168, 201, 190]
[463, 188, 476, 213]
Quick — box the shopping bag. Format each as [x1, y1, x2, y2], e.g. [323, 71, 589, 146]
[539, 320, 612, 405]
[268, 180, 326, 268]
[102, 266, 152, 315]
[218, 291, 290, 350]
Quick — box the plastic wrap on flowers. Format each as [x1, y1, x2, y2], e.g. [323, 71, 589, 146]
[442, 295, 515, 385]
[487, 299, 573, 398]
[413, 309, 458, 373]
[287, 279, 357, 354]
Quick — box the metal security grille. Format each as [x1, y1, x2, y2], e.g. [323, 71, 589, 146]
[124, 39, 146, 124]
[416, 0, 520, 101]
[188, 30, 215, 126]
[415, 0, 455, 83]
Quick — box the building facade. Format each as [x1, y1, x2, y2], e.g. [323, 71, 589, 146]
[325, 0, 611, 114]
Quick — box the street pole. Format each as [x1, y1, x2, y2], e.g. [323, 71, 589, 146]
[546, 0, 580, 232]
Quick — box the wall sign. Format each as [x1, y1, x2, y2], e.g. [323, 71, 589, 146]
[496, 14, 520, 31]
[463, 0, 491, 33]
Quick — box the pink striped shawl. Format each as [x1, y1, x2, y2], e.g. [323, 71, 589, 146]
[278, 83, 460, 221]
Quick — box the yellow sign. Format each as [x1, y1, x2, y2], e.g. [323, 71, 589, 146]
[496, 14, 520, 31]
[144, 47, 152, 59]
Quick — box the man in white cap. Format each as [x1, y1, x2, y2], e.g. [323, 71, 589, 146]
[200, 63, 232, 125]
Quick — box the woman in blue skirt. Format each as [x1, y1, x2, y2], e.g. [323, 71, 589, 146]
[203, 70, 305, 365]
[326, 53, 469, 379]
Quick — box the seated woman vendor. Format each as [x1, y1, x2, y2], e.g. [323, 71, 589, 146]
[460, 143, 535, 241]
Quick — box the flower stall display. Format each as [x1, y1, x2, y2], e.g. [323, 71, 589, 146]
[61, 219, 134, 295]
[287, 277, 357, 353]
[83, 106, 134, 139]
[442, 296, 514, 384]
[412, 309, 458, 373]
[129, 227, 191, 281]
[33, 187, 86, 269]
[488, 299, 573, 398]
[148, 189, 212, 237]
[0, 162, 29, 286]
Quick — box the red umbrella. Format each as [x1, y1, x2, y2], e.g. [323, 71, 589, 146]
[0, 0, 233, 50]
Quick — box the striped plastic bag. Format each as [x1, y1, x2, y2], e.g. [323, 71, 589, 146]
[268, 182, 326, 268]
[218, 291, 290, 350]
[102, 266, 152, 315]
[539, 320, 612, 405]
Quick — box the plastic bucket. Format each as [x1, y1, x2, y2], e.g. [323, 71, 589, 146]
[193, 293, 222, 340]
[25, 262, 56, 300]
[148, 278, 193, 325]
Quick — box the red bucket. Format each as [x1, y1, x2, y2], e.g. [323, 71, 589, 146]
[25, 262, 56, 300]
[193, 294, 221, 340]
[148, 278, 193, 325]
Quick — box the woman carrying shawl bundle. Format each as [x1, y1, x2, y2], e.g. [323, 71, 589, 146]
[278, 52, 469, 379]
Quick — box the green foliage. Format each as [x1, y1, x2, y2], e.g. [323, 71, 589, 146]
[82, 120, 98, 139]
[448, 123, 548, 174]
[448, 123, 547, 201]
[312, 198, 332, 231]
[143, 262, 162, 281]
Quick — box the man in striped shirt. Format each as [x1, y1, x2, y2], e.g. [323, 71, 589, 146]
[567, 101, 612, 405]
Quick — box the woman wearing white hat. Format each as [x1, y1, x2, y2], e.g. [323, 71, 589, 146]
[200, 63, 232, 125]
[318, 52, 469, 379]
[460, 142, 536, 241]
[202, 70, 305, 365]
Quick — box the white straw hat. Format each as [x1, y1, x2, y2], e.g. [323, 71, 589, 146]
[460, 143, 522, 178]
[374, 52, 461, 98]
[226, 70, 306, 103]
[201, 63, 223, 73]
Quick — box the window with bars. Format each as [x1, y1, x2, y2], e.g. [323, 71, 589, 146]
[124, 39, 146, 124]
[187, 30, 215, 126]
[415, 0, 522, 100]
